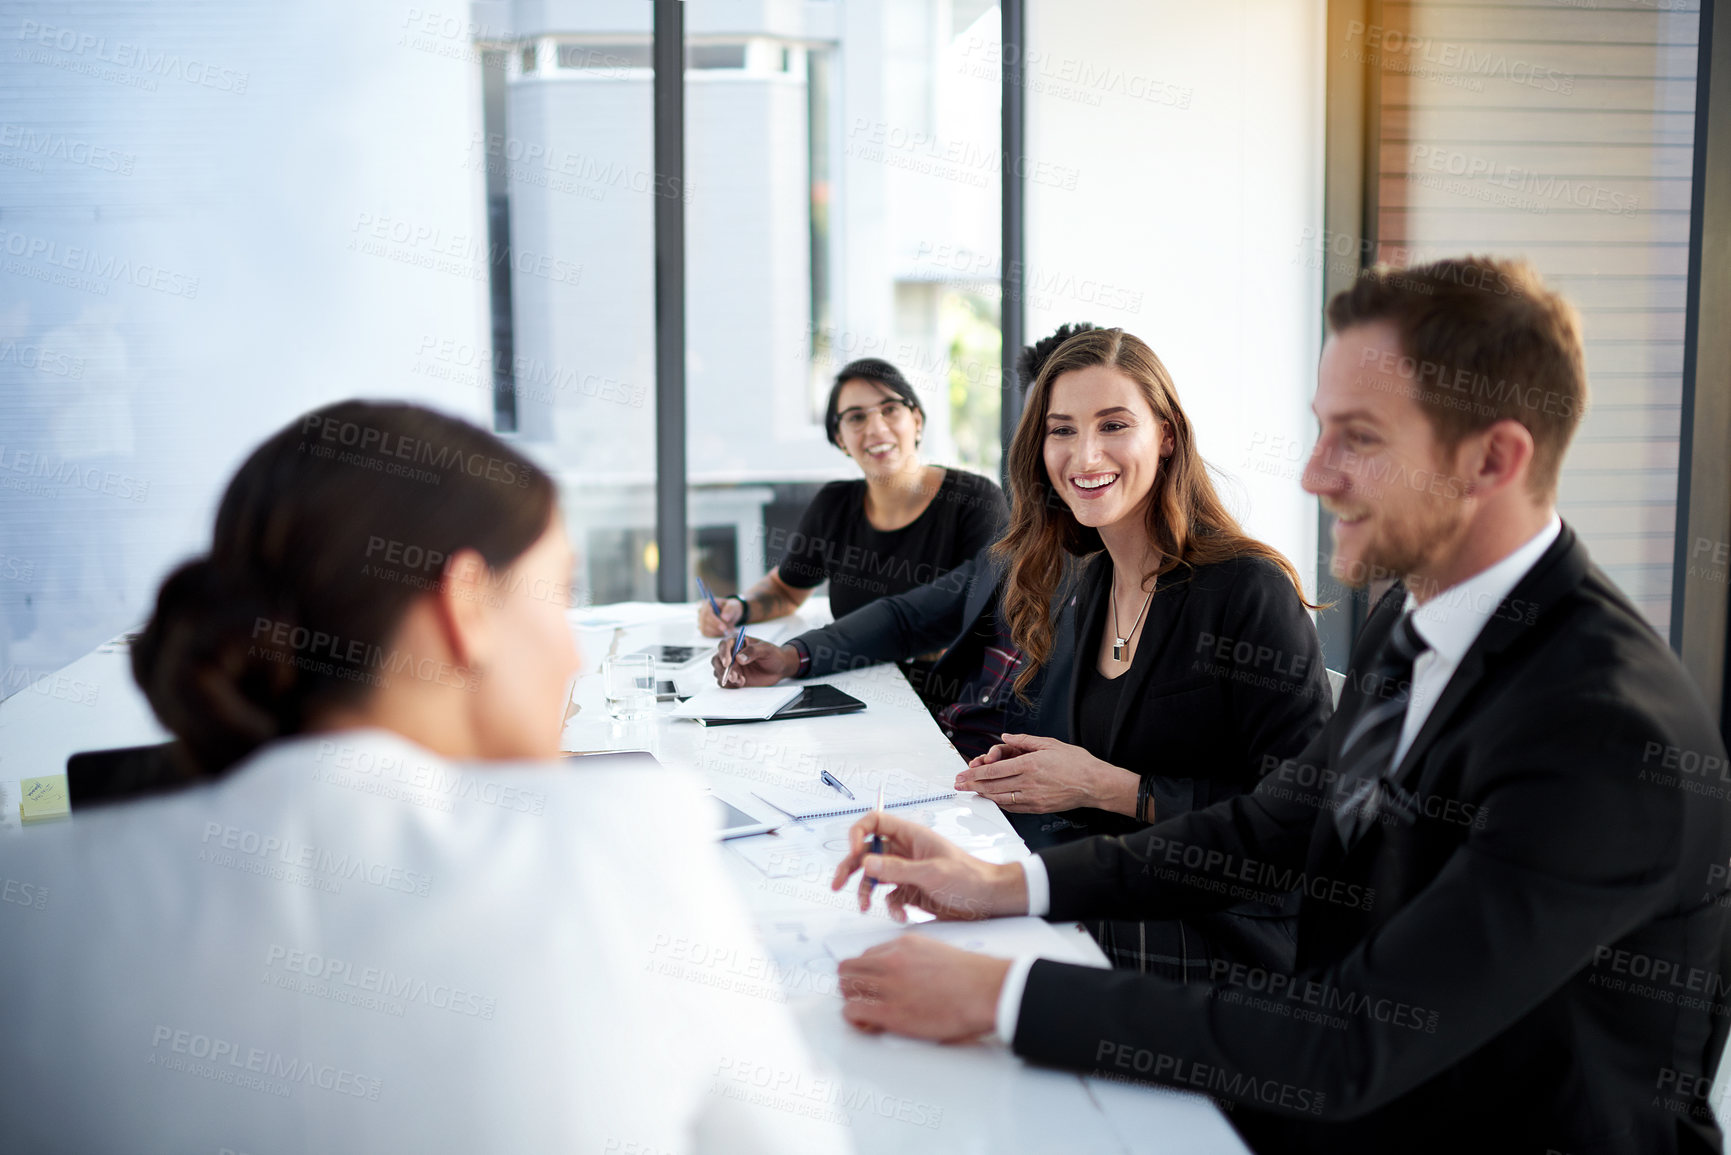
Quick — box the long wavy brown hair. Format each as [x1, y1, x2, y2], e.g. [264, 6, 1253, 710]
[994, 327, 1311, 695]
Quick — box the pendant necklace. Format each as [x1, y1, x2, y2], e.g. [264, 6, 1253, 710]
[1111, 570, 1158, 662]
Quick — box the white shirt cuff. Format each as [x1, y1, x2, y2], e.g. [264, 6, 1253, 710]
[1021, 855, 1051, 917]
[993, 857, 1052, 1046]
[995, 955, 1038, 1045]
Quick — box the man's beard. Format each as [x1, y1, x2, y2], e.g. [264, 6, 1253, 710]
[1328, 491, 1468, 590]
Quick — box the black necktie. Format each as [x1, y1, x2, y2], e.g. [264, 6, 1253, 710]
[1332, 612, 1429, 849]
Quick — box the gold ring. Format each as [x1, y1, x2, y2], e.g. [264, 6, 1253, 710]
[1010, 791, 1019, 805]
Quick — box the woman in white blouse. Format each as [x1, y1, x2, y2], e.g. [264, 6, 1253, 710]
[0, 401, 849, 1155]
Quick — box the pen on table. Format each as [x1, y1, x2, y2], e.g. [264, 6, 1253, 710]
[723, 626, 748, 684]
[865, 783, 885, 895]
[821, 770, 856, 801]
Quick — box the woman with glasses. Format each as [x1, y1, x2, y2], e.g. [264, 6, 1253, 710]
[698, 357, 1007, 634]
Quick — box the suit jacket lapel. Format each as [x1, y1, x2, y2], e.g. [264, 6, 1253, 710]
[1068, 557, 1111, 746]
[1303, 588, 1405, 877]
[1066, 555, 1197, 762]
[1302, 527, 1590, 888]
[1388, 524, 1589, 793]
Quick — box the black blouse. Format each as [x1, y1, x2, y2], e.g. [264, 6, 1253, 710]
[775, 468, 1007, 619]
[1074, 658, 1127, 758]
[1059, 553, 1332, 840]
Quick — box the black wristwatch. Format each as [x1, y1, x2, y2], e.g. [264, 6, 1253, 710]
[1136, 775, 1155, 825]
[726, 594, 751, 625]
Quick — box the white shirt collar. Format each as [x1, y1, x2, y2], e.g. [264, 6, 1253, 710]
[231, 726, 450, 779]
[1402, 514, 1563, 664]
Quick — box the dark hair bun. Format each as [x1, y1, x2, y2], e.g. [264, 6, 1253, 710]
[1017, 322, 1101, 393]
[131, 558, 299, 778]
[132, 400, 556, 778]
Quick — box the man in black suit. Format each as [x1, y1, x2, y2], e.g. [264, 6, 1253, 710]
[830, 256, 1731, 1153]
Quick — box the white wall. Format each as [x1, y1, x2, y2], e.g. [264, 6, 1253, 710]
[1025, 0, 1327, 594]
[0, 1, 493, 697]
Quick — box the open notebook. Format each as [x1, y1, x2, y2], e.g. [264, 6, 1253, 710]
[670, 684, 803, 722]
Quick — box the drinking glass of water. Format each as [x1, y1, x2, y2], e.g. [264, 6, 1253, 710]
[603, 653, 656, 721]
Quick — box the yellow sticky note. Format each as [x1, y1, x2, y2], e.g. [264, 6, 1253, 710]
[19, 775, 70, 824]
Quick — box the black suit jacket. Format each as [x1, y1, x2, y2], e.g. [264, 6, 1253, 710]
[1057, 553, 1332, 972]
[790, 544, 1077, 742]
[1060, 553, 1332, 839]
[1015, 525, 1731, 1154]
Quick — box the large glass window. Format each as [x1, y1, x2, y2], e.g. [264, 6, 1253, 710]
[488, 2, 1006, 605]
[485, 20, 660, 605]
[0, 2, 507, 698]
[676, 0, 1005, 605]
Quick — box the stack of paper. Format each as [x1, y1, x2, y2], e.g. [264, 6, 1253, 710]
[727, 816, 856, 877]
[823, 916, 1109, 970]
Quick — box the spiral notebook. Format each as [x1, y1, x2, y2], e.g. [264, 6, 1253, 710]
[748, 772, 956, 821]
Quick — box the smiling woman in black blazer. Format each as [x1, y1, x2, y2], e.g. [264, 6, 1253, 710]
[957, 326, 1331, 974]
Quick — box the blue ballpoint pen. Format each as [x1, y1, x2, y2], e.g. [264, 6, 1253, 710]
[866, 783, 885, 895]
[723, 626, 748, 683]
[821, 769, 856, 800]
[696, 576, 723, 619]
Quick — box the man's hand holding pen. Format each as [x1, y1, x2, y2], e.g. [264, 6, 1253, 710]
[711, 635, 801, 687]
[830, 810, 1020, 1042]
[829, 811, 1027, 923]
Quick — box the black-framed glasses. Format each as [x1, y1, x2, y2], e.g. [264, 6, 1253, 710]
[838, 398, 913, 431]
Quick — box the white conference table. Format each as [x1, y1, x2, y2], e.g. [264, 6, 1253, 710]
[0, 600, 1250, 1155]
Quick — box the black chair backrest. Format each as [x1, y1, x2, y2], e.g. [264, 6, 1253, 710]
[66, 742, 195, 809]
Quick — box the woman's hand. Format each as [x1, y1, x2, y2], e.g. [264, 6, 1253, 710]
[701, 570, 808, 636]
[697, 597, 743, 638]
[956, 733, 1140, 816]
[831, 811, 1028, 921]
[712, 637, 800, 687]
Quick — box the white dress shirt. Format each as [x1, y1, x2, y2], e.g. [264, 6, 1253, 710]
[0, 729, 852, 1155]
[1395, 514, 1561, 764]
[993, 515, 1563, 1045]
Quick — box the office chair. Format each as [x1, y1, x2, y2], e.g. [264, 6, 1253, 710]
[65, 741, 196, 809]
